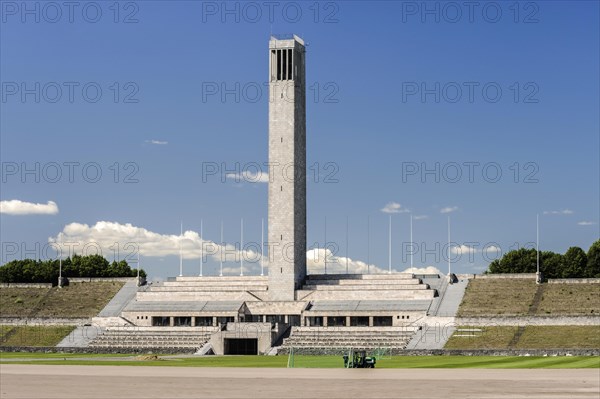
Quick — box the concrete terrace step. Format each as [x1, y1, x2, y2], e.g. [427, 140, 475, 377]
[172, 276, 268, 282]
[302, 284, 428, 291]
[304, 279, 423, 286]
[306, 273, 416, 281]
[148, 286, 268, 292]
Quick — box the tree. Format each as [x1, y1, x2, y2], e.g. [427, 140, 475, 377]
[562, 247, 587, 278]
[586, 240, 600, 278]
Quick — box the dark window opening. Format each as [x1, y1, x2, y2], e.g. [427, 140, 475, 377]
[276, 50, 282, 80]
[282, 49, 287, 80]
[174, 316, 192, 327]
[307, 316, 323, 327]
[288, 49, 293, 80]
[224, 338, 258, 355]
[195, 317, 213, 326]
[373, 316, 393, 327]
[152, 316, 170, 326]
[350, 316, 369, 327]
[328, 316, 346, 327]
[217, 316, 235, 326]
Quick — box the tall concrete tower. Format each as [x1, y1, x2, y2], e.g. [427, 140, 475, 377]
[268, 35, 307, 301]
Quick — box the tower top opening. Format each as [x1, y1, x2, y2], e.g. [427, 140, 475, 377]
[269, 34, 305, 46]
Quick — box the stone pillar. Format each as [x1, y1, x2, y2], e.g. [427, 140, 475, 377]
[369, 316, 374, 327]
[213, 316, 217, 327]
[169, 317, 174, 327]
[346, 316, 351, 327]
[323, 316, 328, 327]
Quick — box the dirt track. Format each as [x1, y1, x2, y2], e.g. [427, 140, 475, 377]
[1, 365, 599, 398]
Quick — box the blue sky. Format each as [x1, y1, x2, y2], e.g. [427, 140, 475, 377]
[1, 1, 599, 278]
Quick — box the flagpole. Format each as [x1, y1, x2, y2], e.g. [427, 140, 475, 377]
[220, 221, 223, 277]
[179, 222, 183, 277]
[410, 213, 413, 273]
[388, 215, 392, 274]
[324, 216, 327, 275]
[261, 218, 264, 276]
[199, 219, 203, 277]
[447, 216, 451, 276]
[345, 216, 349, 274]
[367, 216, 370, 274]
[240, 218, 244, 276]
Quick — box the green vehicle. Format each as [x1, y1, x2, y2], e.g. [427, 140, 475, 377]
[343, 350, 376, 368]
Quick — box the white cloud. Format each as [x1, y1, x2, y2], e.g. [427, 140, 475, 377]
[413, 215, 428, 220]
[543, 209, 573, 215]
[0, 200, 59, 215]
[381, 202, 410, 214]
[48, 221, 259, 263]
[577, 221, 596, 226]
[400, 266, 442, 274]
[440, 206, 458, 214]
[484, 245, 501, 254]
[451, 244, 478, 255]
[145, 140, 168, 145]
[226, 170, 269, 184]
[306, 248, 387, 274]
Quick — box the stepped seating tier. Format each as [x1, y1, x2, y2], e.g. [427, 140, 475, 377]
[282, 327, 419, 351]
[89, 327, 219, 349]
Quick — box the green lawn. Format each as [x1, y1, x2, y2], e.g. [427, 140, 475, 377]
[445, 326, 519, 349]
[516, 326, 600, 349]
[0, 282, 125, 318]
[445, 326, 600, 349]
[0, 354, 597, 368]
[457, 279, 538, 316]
[536, 284, 600, 315]
[0, 326, 75, 347]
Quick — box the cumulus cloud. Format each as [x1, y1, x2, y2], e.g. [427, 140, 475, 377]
[381, 202, 410, 214]
[49, 221, 397, 275]
[401, 266, 442, 274]
[451, 244, 478, 255]
[543, 209, 573, 215]
[145, 140, 168, 145]
[440, 206, 458, 214]
[48, 221, 259, 263]
[306, 248, 386, 274]
[1, 200, 59, 215]
[226, 170, 269, 184]
[577, 221, 596, 226]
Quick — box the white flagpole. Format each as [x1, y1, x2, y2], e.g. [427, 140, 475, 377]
[388, 215, 392, 274]
[220, 221, 224, 277]
[240, 218, 244, 276]
[536, 214, 540, 284]
[447, 216, 451, 276]
[367, 216, 370, 274]
[324, 216, 327, 275]
[261, 218, 264, 276]
[199, 219, 203, 277]
[179, 222, 183, 277]
[346, 216, 349, 274]
[410, 213, 414, 273]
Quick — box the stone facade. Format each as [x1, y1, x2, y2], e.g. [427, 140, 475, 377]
[268, 35, 307, 301]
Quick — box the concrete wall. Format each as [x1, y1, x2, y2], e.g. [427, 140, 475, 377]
[548, 278, 600, 284]
[0, 317, 90, 326]
[455, 316, 600, 326]
[475, 273, 537, 279]
[0, 283, 53, 288]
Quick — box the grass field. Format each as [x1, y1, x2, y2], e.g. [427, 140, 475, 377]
[457, 279, 538, 316]
[537, 284, 600, 315]
[0, 326, 75, 347]
[0, 282, 124, 318]
[445, 326, 600, 349]
[0, 353, 597, 368]
[445, 326, 519, 349]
